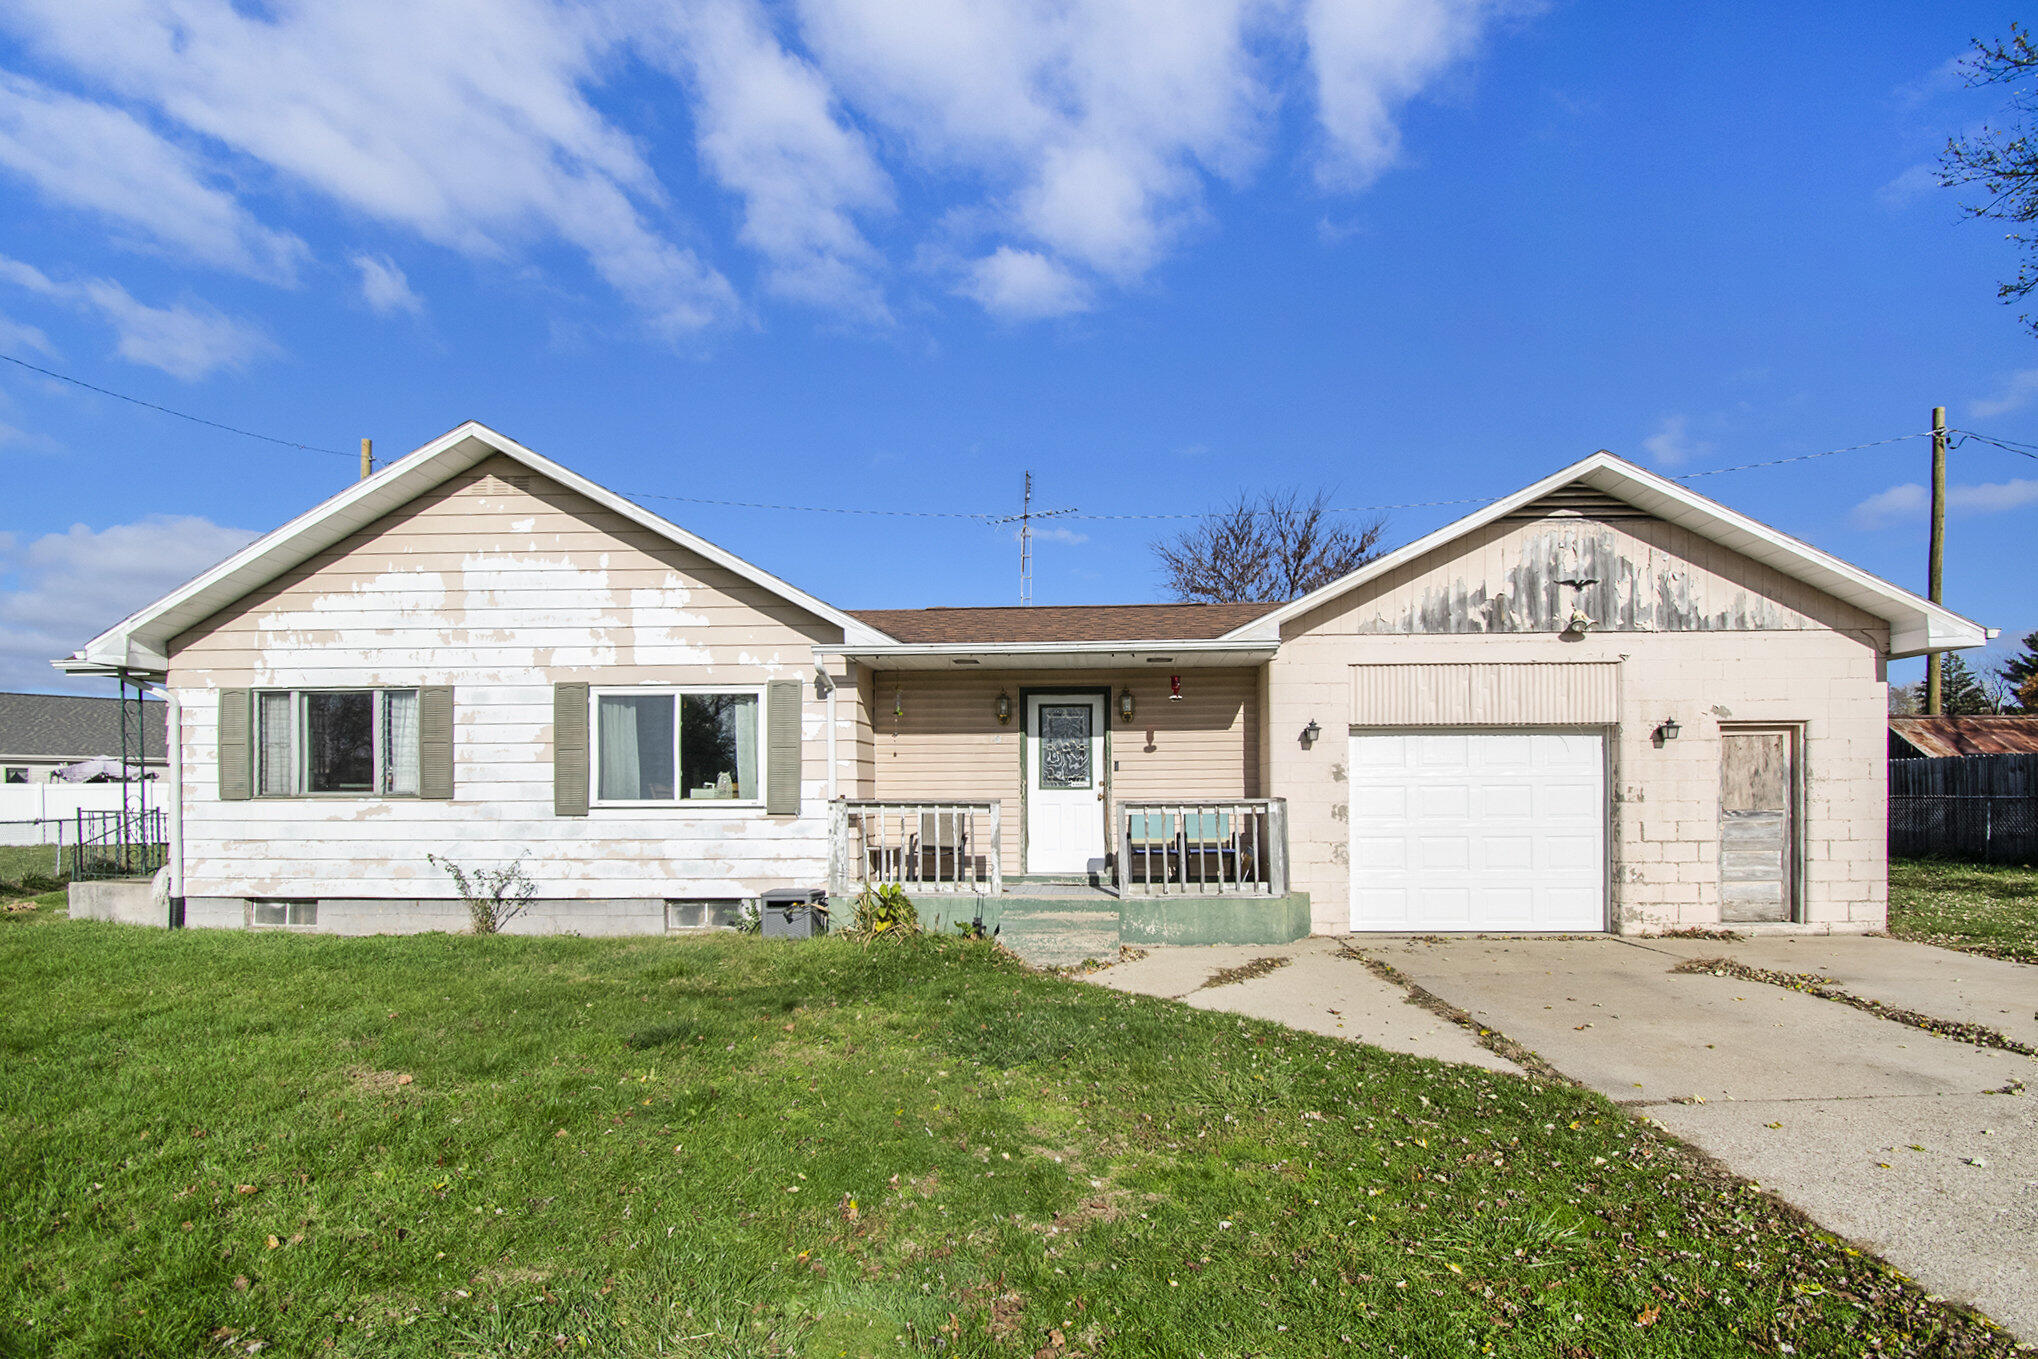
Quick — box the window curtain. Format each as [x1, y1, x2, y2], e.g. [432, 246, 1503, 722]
[597, 695, 642, 801]
[384, 690, 420, 794]
[258, 692, 292, 794]
[732, 695, 758, 799]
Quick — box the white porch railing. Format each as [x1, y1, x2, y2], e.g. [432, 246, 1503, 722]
[1115, 799, 1288, 897]
[830, 800, 1002, 897]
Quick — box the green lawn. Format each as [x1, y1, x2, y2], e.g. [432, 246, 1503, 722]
[1889, 858, 2038, 965]
[0, 841, 71, 889]
[1, 907, 2016, 1358]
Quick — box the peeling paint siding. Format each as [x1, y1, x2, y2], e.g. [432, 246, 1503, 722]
[869, 668, 1259, 879]
[1268, 500, 1891, 936]
[1314, 509, 1882, 638]
[168, 456, 842, 902]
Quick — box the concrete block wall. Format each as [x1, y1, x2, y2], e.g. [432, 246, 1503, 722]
[1265, 627, 1889, 936]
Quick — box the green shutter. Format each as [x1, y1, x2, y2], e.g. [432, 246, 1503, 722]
[766, 679, 800, 816]
[554, 682, 590, 816]
[419, 686, 455, 799]
[217, 688, 251, 800]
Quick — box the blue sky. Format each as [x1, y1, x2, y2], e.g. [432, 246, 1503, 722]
[3, 1, 2035, 695]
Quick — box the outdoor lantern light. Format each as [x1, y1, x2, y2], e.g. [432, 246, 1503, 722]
[994, 691, 1012, 725]
[893, 689, 904, 719]
[1117, 687, 1136, 721]
[1657, 717, 1682, 742]
[1302, 719, 1322, 745]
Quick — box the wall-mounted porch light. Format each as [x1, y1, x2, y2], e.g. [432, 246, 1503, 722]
[994, 691, 1012, 725]
[1301, 719, 1322, 746]
[1655, 717, 1682, 742]
[1117, 687, 1136, 721]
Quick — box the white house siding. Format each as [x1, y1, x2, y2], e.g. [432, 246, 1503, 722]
[166, 456, 843, 931]
[1266, 506, 1891, 937]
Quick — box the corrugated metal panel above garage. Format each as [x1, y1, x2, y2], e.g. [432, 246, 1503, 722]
[1350, 662, 1620, 727]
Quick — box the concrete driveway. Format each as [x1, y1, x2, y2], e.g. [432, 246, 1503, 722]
[1364, 933, 2036, 1344]
[1087, 932, 2036, 1341]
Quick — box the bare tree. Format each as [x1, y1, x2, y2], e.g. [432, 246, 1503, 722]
[1941, 24, 2038, 332]
[1153, 490, 1385, 603]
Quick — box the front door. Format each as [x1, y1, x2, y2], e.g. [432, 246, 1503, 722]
[1025, 694, 1106, 874]
[1719, 727, 1797, 923]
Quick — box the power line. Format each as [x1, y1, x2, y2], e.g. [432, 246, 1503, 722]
[625, 487, 992, 518]
[0, 351, 354, 458]
[1952, 428, 2038, 462]
[1669, 430, 1936, 478]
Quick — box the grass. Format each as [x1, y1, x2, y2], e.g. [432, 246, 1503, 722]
[0, 911, 2019, 1359]
[0, 842, 72, 890]
[1888, 857, 2038, 965]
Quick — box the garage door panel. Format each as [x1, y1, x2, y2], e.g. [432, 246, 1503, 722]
[1349, 729, 1605, 933]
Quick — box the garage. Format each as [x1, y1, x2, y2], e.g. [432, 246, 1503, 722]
[1347, 729, 1607, 932]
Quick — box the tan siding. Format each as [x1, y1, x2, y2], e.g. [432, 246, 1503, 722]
[1350, 661, 1619, 725]
[869, 667, 1260, 878]
[167, 456, 843, 903]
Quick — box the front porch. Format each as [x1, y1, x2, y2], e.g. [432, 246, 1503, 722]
[825, 797, 1309, 960]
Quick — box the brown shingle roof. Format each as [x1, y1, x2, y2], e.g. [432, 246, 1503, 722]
[849, 602, 1278, 645]
[1889, 716, 2038, 758]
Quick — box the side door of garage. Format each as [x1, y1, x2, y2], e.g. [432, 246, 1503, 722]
[1348, 729, 1607, 932]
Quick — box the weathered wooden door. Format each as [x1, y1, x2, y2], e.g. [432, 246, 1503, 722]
[1718, 728, 1796, 923]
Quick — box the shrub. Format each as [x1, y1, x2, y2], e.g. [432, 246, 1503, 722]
[848, 882, 918, 940]
[427, 853, 536, 934]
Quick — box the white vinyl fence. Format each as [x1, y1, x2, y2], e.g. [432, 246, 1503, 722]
[0, 784, 151, 846]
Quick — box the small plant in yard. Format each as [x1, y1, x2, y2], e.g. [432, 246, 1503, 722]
[427, 851, 536, 934]
[734, 899, 762, 934]
[848, 881, 918, 939]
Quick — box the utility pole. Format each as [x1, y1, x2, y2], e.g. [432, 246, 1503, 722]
[360, 437, 373, 482]
[1925, 406, 1947, 714]
[991, 472, 1077, 605]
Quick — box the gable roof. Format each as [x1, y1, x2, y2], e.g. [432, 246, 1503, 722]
[849, 602, 1277, 645]
[1889, 715, 2038, 758]
[56, 421, 895, 677]
[1225, 450, 1989, 658]
[0, 691, 167, 762]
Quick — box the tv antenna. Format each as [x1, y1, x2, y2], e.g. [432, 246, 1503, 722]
[991, 471, 1077, 605]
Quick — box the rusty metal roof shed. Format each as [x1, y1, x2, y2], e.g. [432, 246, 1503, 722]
[1888, 716, 2038, 759]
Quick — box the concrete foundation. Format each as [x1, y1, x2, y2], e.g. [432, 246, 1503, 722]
[67, 874, 172, 927]
[178, 896, 670, 936]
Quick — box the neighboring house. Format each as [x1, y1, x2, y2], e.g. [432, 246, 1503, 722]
[56, 422, 1986, 940]
[0, 691, 167, 784]
[1889, 715, 2038, 760]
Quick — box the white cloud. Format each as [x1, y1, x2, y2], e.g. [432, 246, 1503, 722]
[351, 253, 424, 317]
[1969, 367, 2038, 420]
[1305, 0, 1506, 189]
[2, 0, 739, 336]
[0, 253, 273, 380]
[0, 514, 258, 693]
[0, 0, 1512, 327]
[1876, 162, 1937, 210]
[957, 246, 1092, 319]
[0, 71, 309, 284]
[1640, 413, 1712, 468]
[641, 0, 893, 320]
[1850, 478, 2038, 529]
[0, 305, 55, 356]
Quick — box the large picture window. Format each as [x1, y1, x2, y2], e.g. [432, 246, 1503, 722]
[593, 689, 761, 805]
[255, 689, 420, 795]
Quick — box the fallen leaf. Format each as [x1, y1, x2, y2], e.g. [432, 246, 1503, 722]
[396, 1074, 414, 1087]
[1635, 1305, 1660, 1327]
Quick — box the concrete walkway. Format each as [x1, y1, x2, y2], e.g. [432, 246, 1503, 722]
[1082, 937, 1519, 1074]
[1361, 934, 2037, 1343]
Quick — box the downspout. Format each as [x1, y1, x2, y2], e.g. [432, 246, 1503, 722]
[819, 661, 840, 802]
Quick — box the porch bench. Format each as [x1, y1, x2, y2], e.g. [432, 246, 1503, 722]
[1124, 809, 1256, 886]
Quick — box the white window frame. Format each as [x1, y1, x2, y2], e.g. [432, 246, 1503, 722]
[589, 684, 768, 811]
[253, 688, 421, 798]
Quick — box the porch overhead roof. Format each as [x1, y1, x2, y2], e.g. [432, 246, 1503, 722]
[848, 602, 1277, 644]
[832, 638, 1279, 671]
[1224, 451, 1989, 659]
[54, 421, 895, 678]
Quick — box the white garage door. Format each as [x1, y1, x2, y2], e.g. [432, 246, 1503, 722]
[1348, 730, 1606, 932]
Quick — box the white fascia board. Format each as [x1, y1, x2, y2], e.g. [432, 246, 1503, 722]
[1228, 450, 1989, 656]
[836, 638, 1279, 669]
[59, 420, 896, 670]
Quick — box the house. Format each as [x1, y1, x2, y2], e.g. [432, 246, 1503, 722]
[1889, 715, 2038, 760]
[0, 690, 167, 784]
[56, 421, 1986, 940]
